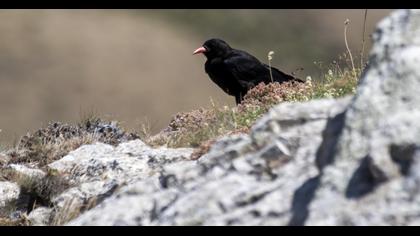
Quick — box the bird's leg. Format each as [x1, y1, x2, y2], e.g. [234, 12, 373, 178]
[236, 92, 246, 105]
[235, 94, 242, 105]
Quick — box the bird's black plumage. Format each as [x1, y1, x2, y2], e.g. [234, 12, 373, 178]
[194, 38, 303, 104]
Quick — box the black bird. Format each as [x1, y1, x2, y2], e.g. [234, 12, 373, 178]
[193, 38, 303, 104]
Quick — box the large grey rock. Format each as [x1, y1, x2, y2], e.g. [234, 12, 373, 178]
[8, 164, 46, 180]
[48, 140, 193, 185]
[68, 97, 350, 226]
[46, 139, 193, 223]
[307, 9, 420, 225]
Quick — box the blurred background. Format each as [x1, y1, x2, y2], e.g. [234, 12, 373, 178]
[0, 9, 391, 145]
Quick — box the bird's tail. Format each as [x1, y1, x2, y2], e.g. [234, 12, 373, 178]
[264, 64, 304, 83]
[272, 67, 303, 83]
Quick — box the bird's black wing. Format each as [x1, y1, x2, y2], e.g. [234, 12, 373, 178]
[223, 51, 269, 89]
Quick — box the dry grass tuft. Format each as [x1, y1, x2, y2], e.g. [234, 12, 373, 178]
[5, 117, 139, 168]
[146, 81, 310, 149]
[49, 197, 98, 226]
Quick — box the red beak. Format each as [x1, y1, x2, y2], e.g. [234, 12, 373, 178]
[193, 46, 207, 55]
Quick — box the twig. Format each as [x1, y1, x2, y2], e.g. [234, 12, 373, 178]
[360, 9, 368, 69]
[344, 19, 356, 77]
[268, 51, 275, 83]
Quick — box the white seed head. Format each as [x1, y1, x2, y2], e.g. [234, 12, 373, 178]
[328, 69, 333, 76]
[344, 19, 350, 25]
[268, 51, 275, 60]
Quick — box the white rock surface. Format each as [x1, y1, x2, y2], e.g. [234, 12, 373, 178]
[68, 10, 420, 226]
[67, 97, 349, 226]
[46, 139, 194, 222]
[307, 9, 420, 226]
[0, 181, 20, 209]
[8, 164, 46, 180]
[27, 207, 53, 226]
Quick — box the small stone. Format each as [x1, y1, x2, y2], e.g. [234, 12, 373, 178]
[0, 181, 20, 208]
[27, 207, 53, 226]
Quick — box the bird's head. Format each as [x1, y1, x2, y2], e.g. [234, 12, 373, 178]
[193, 38, 232, 59]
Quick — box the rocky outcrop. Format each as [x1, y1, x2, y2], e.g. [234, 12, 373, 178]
[46, 140, 193, 223]
[67, 97, 350, 226]
[307, 9, 420, 226]
[0, 140, 193, 225]
[2, 9, 420, 226]
[67, 9, 420, 226]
